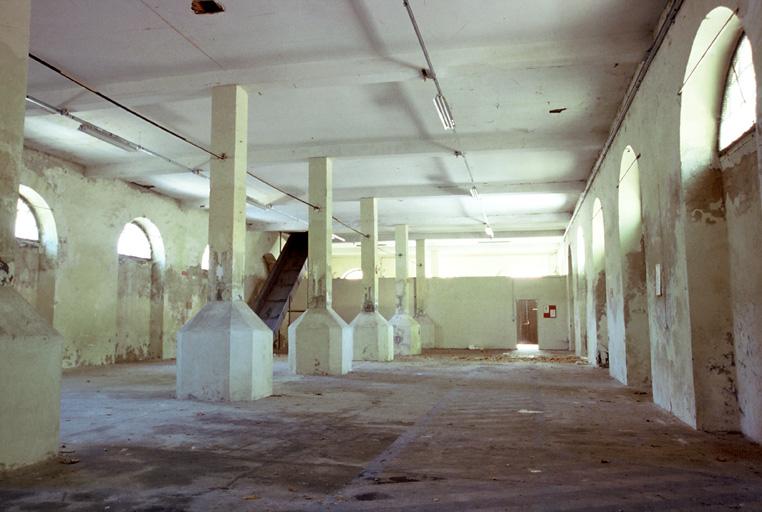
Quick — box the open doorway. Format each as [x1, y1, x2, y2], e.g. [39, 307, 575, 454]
[517, 299, 538, 346]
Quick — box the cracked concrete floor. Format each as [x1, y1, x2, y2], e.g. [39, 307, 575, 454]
[2, 349, 762, 511]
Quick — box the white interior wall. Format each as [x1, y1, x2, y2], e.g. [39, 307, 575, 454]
[332, 247, 559, 279]
[290, 276, 568, 350]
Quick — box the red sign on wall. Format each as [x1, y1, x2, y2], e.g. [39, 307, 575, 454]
[543, 305, 557, 319]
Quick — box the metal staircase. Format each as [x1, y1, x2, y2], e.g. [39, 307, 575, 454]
[250, 232, 308, 332]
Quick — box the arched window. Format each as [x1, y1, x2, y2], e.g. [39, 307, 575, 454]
[618, 146, 642, 250]
[719, 34, 756, 151]
[341, 268, 363, 280]
[118, 222, 152, 259]
[201, 245, 210, 271]
[15, 198, 40, 242]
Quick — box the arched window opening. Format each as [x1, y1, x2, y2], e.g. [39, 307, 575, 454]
[341, 268, 363, 280]
[201, 245, 210, 271]
[719, 34, 756, 151]
[15, 198, 40, 242]
[118, 222, 152, 260]
[618, 147, 642, 250]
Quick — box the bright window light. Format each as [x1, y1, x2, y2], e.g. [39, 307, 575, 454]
[117, 222, 152, 259]
[15, 198, 39, 241]
[201, 245, 210, 271]
[341, 268, 363, 280]
[719, 35, 756, 151]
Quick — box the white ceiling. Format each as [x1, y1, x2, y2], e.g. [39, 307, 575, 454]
[24, 0, 666, 247]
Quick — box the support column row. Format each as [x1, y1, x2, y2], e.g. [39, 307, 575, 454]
[390, 225, 422, 356]
[177, 85, 272, 401]
[415, 239, 435, 349]
[351, 198, 393, 361]
[289, 157, 353, 375]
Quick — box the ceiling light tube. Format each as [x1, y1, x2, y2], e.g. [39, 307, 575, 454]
[469, 185, 479, 200]
[484, 225, 495, 238]
[433, 94, 455, 130]
[332, 234, 346, 242]
[25, 96, 59, 115]
[78, 124, 138, 152]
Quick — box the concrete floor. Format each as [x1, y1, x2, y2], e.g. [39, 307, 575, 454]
[2, 349, 762, 511]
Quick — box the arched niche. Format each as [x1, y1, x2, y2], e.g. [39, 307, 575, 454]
[590, 198, 608, 367]
[678, 6, 743, 432]
[16, 185, 58, 323]
[702, 11, 760, 443]
[115, 217, 166, 362]
[565, 245, 576, 352]
[616, 146, 651, 389]
[575, 226, 588, 358]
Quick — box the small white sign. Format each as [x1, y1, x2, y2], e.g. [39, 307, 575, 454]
[655, 263, 662, 297]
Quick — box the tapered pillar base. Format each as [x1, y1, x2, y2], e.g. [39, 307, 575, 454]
[390, 312, 422, 356]
[176, 301, 273, 401]
[0, 287, 63, 471]
[289, 307, 352, 375]
[351, 311, 394, 362]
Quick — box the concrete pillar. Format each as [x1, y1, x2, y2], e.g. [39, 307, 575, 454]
[389, 225, 421, 355]
[177, 85, 273, 401]
[288, 157, 352, 375]
[0, 0, 64, 471]
[350, 198, 393, 361]
[414, 239, 435, 349]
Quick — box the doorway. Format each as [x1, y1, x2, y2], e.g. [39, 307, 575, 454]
[517, 299, 538, 345]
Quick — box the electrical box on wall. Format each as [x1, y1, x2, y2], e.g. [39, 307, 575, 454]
[543, 305, 557, 319]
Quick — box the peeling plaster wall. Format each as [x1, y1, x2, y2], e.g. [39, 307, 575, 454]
[563, 0, 761, 439]
[244, 232, 282, 304]
[720, 133, 762, 442]
[13, 242, 39, 307]
[17, 147, 279, 367]
[115, 257, 152, 362]
[289, 276, 568, 350]
[332, 254, 397, 278]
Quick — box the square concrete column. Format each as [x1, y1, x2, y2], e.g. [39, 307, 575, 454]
[0, 0, 64, 471]
[288, 157, 352, 375]
[177, 85, 272, 401]
[350, 198, 393, 361]
[414, 239, 436, 349]
[389, 225, 421, 355]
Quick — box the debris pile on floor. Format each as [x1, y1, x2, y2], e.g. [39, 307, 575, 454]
[404, 348, 584, 364]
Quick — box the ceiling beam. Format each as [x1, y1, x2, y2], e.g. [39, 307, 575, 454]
[331, 180, 586, 202]
[84, 132, 600, 179]
[27, 36, 646, 114]
[346, 229, 566, 243]
[245, 212, 571, 234]
[182, 180, 584, 211]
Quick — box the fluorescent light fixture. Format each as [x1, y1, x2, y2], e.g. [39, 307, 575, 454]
[484, 225, 495, 238]
[78, 124, 138, 152]
[469, 185, 479, 200]
[433, 94, 455, 130]
[332, 234, 346, 242]
[25, 96, 59, 115]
